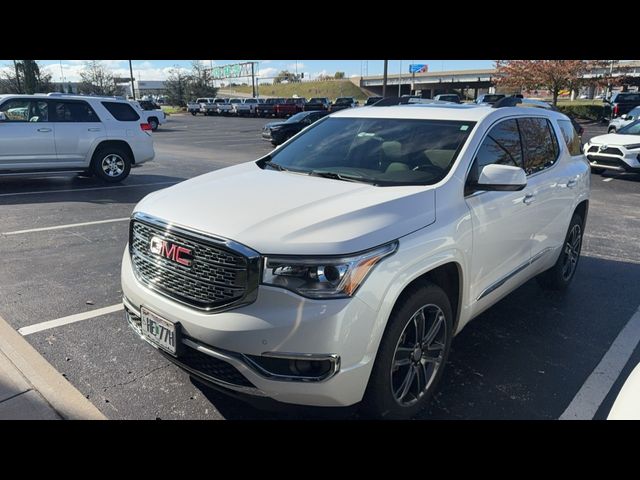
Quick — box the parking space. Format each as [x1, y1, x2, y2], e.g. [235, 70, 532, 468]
[1, 113, 639, 419]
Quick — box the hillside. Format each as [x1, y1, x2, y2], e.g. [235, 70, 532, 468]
[222, 80, 369, 101]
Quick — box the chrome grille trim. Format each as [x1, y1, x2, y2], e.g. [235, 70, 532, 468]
[129, 212, 261, 312]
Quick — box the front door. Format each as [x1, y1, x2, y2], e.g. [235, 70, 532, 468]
[464, 118, 534, 316]
[0, 98, 56, 169]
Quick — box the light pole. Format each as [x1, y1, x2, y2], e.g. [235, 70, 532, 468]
[398, 60, 402, 97]
[129, 60, 136, 100]
[382, 60, 388, 97]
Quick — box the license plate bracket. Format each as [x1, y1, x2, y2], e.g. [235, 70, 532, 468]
[140, 306, 181, 356]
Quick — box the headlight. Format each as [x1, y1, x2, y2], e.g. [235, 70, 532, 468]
[262, 241, 398, 299]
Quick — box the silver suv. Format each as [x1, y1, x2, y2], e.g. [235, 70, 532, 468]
[0, 93, 155, 183]
[608, 106, 640, 133]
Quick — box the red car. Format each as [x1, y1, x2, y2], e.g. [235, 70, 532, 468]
[275, 98, 307, 118]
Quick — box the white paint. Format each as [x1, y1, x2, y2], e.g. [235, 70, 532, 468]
[603, 177, 614, 182]
[18, 304, 123, 336]
[3, 218, 129, 236]
[0, 181, 178, 198]
[559, 305, 640, 420]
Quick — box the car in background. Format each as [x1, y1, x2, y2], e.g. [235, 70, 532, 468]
[213, 98, 233, 115]
[0, 93, 154, 183]
[275, 98, 307, 118]
[329, 97, 358, 112]
[256, 98, 285, 117]
[131, 100, 166, 131]
[240, 98, 262, 116]
[584, 119, 640, 174]
[607, 106, 640, 133]
[188, 97, 217, 116]
[433, 93, 461, 103]
[365, 96, 384, 106]
[304, 97, 331, 111]
[475, 94, 506, 106]
[604, 92, 640, 119]
[261, 110, 328, 146]
[229, 98, 246, 115]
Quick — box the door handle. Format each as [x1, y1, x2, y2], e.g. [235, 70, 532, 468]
[567, 179, 577, 188]
[37, 128, 52, 132]
[88, 128, 102, 132]
[523, 193, 536, 205]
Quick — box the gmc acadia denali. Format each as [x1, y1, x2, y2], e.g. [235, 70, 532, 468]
[122, 100, 590, 418]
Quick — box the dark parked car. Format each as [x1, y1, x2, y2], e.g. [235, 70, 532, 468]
[474, 94, 506, 105]
[256, 98, 285, 117]
[138, 100, 161, 110]
[304, 97, 331, 111]
[605, 92, 640, 119]
[261, 110, 328, 146]
[329, 97, 358, 112]
[365, 96, 384, 106]
[275, 98, 307, 118]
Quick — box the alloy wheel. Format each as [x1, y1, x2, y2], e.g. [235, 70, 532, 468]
[562, 224, 582, 281]
[101, 154, 125, 177]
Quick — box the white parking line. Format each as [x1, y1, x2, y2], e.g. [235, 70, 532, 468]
[603, 178, 614, 182]
[18, 304, 123, 336]
[0, 181, 178, 198]
[3, 217, 129, 236]
[559, 304, 640, 420]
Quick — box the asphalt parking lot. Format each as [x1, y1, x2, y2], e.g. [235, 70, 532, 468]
[1, 113, 638, 419]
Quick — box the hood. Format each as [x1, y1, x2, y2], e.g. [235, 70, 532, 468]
[589, 133, 640, 146]
[134, 162, 436, 255]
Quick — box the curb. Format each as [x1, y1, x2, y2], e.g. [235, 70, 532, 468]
[0, 314, 106, 420]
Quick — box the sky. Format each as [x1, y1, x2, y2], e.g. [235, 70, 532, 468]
[0, 60, 496, 84]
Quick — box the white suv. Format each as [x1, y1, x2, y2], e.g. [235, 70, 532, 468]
[121, 100, 590, 418]
[0, 93, 155, 182]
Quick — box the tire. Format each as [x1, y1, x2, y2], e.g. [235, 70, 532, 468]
[536, 213, 584, 291]
[361, 282, 453, 419]
[91, 145, 132, 183]
[148, 117, 159, 131]
[608, 127, 616, 134]
[191, 111, 197, 116]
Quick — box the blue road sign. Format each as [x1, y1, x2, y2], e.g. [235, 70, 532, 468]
[409, 64, 428, 74]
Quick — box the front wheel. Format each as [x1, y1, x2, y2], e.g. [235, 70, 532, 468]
[536, 213, 584, 290]
[91, 146, 131, 183]
[361, 283, 453, 419]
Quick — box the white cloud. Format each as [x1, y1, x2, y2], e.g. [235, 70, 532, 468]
[258, 67, 278, 78]
[311, 69, 329, 79]
[41, 62, 190, 83]
[260, 60, 272, 64]
[287, 62, 304, 71]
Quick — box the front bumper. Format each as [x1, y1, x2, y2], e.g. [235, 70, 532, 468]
[587, 146, 640, 172]
[121, 248, 379, 407]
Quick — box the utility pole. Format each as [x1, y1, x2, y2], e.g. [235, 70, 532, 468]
[398, 60, 402, 97]
[129, 60, 136, 100]
[382, 60, 388, 97]
[251, 62, 256, 98]
[13, 60, 21, 93]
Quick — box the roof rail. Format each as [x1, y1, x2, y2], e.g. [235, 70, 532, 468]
[372, 97, 452, 107]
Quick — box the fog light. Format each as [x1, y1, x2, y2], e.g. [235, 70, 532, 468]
[243, 353, 340, 381]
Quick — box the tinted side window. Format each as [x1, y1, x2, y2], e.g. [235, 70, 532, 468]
[102, 101, 140, 121]
[469, 119, 522, 183]
[518, 117, 559, 175]
[53, 101, 100, 122]
[557, 119, 582, 156]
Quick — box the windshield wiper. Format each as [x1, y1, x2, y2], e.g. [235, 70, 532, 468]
[262, 159, 288, 171]
[308, 170, 376, 184]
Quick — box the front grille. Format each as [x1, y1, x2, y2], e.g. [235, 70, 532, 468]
[171, 346, 255, 387]
[587, 155, 626, 168]
[587, 146, 623, 156]
[130, 217, 258, 311]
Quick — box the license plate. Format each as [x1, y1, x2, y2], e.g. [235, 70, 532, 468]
[141, 307, 177, 355]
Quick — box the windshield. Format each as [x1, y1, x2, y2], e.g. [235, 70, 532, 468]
[268, 117, 475, 186]
[618, 120, 640, 135]
[214, 99, 226, 104]
[285, 111, 311, 123]
[335, 98, 352, 104]
[309, 98, 325, 103]
[244, 99, 257, 103]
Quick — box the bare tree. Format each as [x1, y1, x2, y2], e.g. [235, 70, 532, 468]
[495, 60, 589, 105]
[0, 60, 54, 94]
[78, 61, 123, 96]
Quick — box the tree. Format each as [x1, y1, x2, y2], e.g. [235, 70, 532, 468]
[78, 61, 123, 96]
[334, 71, 345, 79]
[0, 60, 54, 94]
[186, 61, 217, 99]
[494, 60, 589, 106]
[67, 82, 74, 94]
[164, 68, 191, 106]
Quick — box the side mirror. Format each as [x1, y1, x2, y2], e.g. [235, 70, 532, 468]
[470, 164, 527, 192]
[0, 112, 6, 121]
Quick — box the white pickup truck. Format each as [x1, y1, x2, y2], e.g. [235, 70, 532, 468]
[213, 98, 233, 115]
[187, 98, 217, 116]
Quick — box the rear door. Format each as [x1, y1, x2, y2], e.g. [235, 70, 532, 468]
[0, 98, 56, 169]
[51, 100, 105, 167]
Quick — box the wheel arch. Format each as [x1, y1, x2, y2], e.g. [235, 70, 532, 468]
[90, 140, 136, 165]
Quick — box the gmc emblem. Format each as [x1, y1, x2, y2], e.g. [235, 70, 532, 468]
[149, 236, 193, 267]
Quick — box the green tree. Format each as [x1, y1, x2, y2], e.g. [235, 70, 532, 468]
[164, 68, 191, 106]
[0, 60, 54, 94]
[186, 61, 218, 99]
[334, 71, 345, 79]
[67, 82, 74, 94]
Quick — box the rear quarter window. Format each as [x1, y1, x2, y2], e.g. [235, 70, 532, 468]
[101, 102, 140, 121]
[557, 119, 583, 156]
